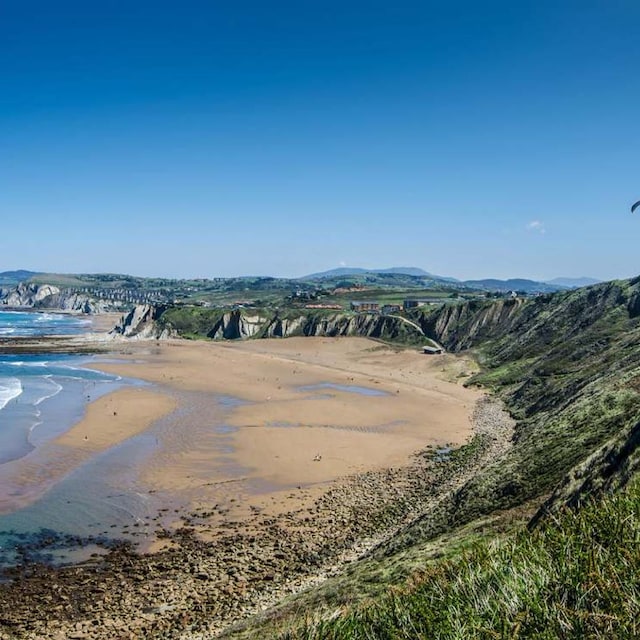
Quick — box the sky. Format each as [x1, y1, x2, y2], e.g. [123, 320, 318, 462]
[1, 0, 639, 281]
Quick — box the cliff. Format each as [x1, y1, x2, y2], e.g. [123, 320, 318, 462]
[110, 304, 175, 339]
[0, 282, 122, 313]
[415, 297, 525, 351]
[152, 307, 426, 343]
[528, 416, 640, 527]
[378, 278, 640, 550]
[0, 283, 61, 307]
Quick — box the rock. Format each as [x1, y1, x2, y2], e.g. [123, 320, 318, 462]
[109, 304, 171, 339]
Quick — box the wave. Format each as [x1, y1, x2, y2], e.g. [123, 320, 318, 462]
[0, 310, 91, 337]
[58, 364, 118, 380]
[0, 377, 23, 411]
[33, 376, 63, 406]
[7, 361, 48, 368]
[35, 313, 64, 322]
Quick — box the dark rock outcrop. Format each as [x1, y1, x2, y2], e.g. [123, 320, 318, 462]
[110, 304, 174, 339]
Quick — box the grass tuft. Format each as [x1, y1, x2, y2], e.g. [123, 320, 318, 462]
[276, 475, 640, 639]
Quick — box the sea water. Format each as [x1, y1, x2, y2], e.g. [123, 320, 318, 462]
[0, 311, 121, 463]
[0, 309, 91, 337]
[0, 353, 121, 464]
[0, 312, 245, 569]
[0, 311, 135, 567]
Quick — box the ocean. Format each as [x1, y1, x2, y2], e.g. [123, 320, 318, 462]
[0, 309, 92, 338]
[0, 312, 120, 464]
[0, 311, 151, 568]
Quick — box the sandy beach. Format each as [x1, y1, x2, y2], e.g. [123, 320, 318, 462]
[75, 337, 482, 510]
[0, 335, 516, 640]
[0, 334, 481, 532]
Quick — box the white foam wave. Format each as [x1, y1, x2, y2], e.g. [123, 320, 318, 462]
[59, 364, 117, 380]
[33, 376, 63, 406]
[36, 313, 62, 322]
[0, 377, 23, 410]
[8, 360, 48, 368]
[0, 328, 15, 335]
[28, 420, 43, 434]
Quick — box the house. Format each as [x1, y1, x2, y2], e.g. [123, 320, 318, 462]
[381, 304, 402, 315]
[423, 345, 444, 355]
[350, 301, 380, 313]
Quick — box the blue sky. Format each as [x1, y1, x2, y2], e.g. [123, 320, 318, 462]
[1, 1, 639, 281]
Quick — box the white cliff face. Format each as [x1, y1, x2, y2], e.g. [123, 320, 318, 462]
[0, 282, 124, 314]
[206, 311, 270, 340]
[1, 283, 61, 307]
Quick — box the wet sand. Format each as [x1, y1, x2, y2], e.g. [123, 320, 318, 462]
[54, 387, 176, 452]
[81, 337, 482, 515]
[0, 335, 481, 531]
[0, 336, 512, 640]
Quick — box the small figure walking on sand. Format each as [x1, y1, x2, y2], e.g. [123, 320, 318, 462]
[313, 453, 322, 462]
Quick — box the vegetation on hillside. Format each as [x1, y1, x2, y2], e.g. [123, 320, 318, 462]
[225, 277, 640, 638]
[272, 475, 640, 639]
[454, 280, 640, 517]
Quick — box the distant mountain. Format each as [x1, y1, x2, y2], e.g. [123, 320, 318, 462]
[462, 278, 566, 293]
[545, 277, 601, 288]
[302, 266, 452, 280]
[376, 267, 443, 277]
[301, 268, 571, 293]
[0, 270, 40, 285]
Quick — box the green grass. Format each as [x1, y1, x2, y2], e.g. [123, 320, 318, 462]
[275, 475, 640, 639]
[417, 279, 640, 524]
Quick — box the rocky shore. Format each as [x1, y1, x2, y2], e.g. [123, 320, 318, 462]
[0, 335, 110, 355]
[0, 397, 514, 640]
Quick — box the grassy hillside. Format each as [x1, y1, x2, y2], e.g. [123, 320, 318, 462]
[223, 277, 640, 638]
[271, 474, 640, 639]
[454, 279, 640, 518]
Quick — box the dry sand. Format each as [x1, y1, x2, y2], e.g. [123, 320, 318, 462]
[0, 336, 482, 525]
[83, 337, 483, 509]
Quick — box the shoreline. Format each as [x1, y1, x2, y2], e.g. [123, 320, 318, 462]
[0, 391, 515, 640]
[85, 337, 482, 509]
[0, 311, 121, 354]
[0, 333, 480, 533]
[0, 333, 505, 639]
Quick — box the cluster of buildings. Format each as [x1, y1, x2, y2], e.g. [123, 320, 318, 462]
[64, 287, 167, 305]
[350, 299, 433, 314]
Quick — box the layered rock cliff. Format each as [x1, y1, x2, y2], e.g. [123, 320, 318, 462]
[152, 307, 427, 343]
[110, 304, 175, 339]
[0, 283, 61, 307]
[0, 282, 122, 313]
[415, 297, 525, 351]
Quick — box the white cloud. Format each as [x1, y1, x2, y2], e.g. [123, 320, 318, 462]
[339, 260, 347, 266]
[526, 220, 546, 234]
